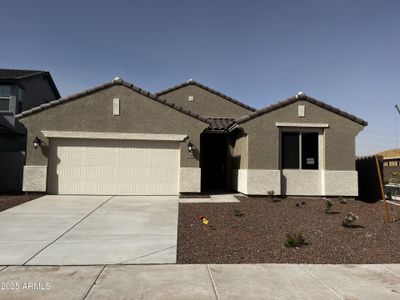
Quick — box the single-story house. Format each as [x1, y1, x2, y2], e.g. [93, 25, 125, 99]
[17, 78, 367, 196]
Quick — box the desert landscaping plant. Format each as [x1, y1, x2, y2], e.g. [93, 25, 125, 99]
[267, 190, 274, 200]
[268, 190, 281, 202]
[324, 198, 334, 214]
[342, 212, 359, 228]
[233, 209, 245, 217]
[284, 233, 306, 248]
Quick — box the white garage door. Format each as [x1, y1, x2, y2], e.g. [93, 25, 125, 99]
[48, 138, 180, 195]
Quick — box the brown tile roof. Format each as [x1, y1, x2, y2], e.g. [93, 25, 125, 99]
[156, 79, 256, 112]
[205, 117, 236, 131]
[236, 93, 368, 126]
[16, 78, 208, 124]
[375, 148, 400, 159]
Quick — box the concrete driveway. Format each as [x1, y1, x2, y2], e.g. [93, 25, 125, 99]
[0, 195, 178, 265]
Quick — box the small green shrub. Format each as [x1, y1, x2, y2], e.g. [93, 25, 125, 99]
[284, 233, 306, 248]
[268, 190, 280, 202]
[324, 198, 333, 214]
[233, 209, 245, 217]
[342, 212, 359, 228]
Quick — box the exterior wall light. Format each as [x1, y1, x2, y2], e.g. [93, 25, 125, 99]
[33, 136, 42, 149]
[187, 141, 194, 152]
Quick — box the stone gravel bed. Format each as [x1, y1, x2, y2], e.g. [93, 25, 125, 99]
[178, 196, 400, 264]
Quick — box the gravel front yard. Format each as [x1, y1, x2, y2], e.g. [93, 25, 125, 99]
[0, 193, 43, 212]
[178, 197, 400, 264]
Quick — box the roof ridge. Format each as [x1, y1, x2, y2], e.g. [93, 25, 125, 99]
[155, 80, 257, 112]
[0, 68, 47, 79]
[0, 68, 46, 72]
[17, 71, 47, 79]
[236, 93, 368, 126]
[16, 78, 208, 124]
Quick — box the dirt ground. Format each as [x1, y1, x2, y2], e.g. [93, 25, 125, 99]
[0, 193, 43, 212]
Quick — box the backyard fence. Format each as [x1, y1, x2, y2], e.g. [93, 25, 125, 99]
[356, 155, 384, 203]
[0, 151, 25, 192]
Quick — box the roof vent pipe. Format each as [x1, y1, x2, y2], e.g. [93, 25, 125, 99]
[296, 91, 304, 99]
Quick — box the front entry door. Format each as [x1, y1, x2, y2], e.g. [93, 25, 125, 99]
[201, 133, 227, 191]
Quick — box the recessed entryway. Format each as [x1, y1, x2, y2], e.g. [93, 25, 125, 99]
[200, 132, 228, 192]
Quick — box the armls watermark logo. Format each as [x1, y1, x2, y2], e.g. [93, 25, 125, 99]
[1, 282, 51, 290]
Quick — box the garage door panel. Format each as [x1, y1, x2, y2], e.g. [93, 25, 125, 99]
[48, 139, 180, 195]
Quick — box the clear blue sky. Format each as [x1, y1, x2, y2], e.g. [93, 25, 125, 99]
[2, 0, 399, 156]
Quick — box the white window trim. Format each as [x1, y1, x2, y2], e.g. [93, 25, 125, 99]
[299, 133, 302, 169]
[41, 130, 188, 142]
[280, 128, 325, 170]
[276, 122, 329, 128]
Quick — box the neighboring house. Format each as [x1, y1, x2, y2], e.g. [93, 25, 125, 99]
[0, 69, 60, 191]
[375, 148, 400, 183]
[17, 78, 367, 196]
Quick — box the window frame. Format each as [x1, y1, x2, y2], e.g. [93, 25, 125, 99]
[280, 128, 324, 170]
[0, 97, 11, 112]
[0, 84, 12, 112]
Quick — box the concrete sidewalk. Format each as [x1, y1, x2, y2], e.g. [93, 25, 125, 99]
[0, 264, 399, 299]
[179, 194, 241, 203]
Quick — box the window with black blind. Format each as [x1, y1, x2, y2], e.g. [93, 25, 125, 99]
[281, 132, 319, 170]
[282, 132, 299, 169]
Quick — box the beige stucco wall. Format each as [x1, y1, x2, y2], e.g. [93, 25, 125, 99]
[230, 132, 249, 170]
[230, 100, 364, 196]
[19, 85, 209, 169]
[160, 85, 253, 118]
[240, 100, 364, 171]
